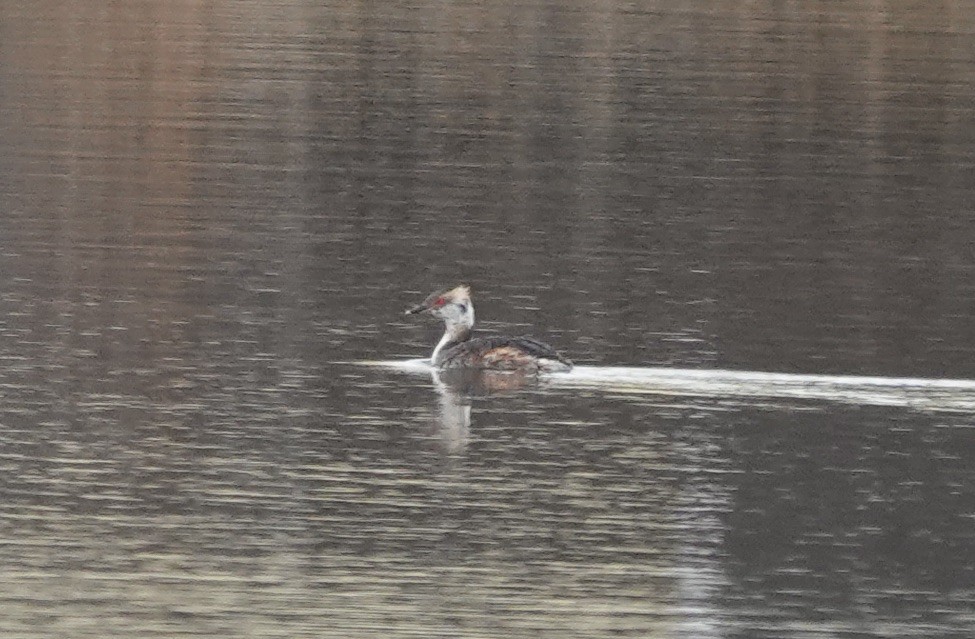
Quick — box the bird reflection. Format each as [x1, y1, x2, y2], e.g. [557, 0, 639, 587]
[429, 368, 543, 453]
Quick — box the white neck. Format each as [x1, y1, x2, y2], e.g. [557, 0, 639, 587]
[431, 330, 453, 364]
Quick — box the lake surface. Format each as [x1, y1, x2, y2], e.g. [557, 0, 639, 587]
[2, 1, 975, 637]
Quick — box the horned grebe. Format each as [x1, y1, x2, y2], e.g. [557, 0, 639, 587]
[405, 285, 572, 372]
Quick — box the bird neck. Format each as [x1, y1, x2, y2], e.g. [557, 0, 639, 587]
[432, 322, 472, 364]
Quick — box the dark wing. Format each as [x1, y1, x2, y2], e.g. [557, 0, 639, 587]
[509, 336, 568, 360]
[439, 335, 572, 370]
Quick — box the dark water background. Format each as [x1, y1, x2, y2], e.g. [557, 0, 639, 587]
[2, 1, 975, 637]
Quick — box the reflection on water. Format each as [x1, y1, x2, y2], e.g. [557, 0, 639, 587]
[3, 0, 975, 637]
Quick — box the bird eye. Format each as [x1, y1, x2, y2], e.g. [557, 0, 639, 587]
[458, 304, 467, 313]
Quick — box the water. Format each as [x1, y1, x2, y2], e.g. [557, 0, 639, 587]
[2, 1, 975, 637]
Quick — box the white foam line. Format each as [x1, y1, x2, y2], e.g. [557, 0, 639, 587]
[354, 358, 431, 372]
[565, 366, 975, 390]
[555, 366, 975, 412]
[356, 361, 975, 412]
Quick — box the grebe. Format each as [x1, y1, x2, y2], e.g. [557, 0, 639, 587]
[405, 285, 572, 372]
